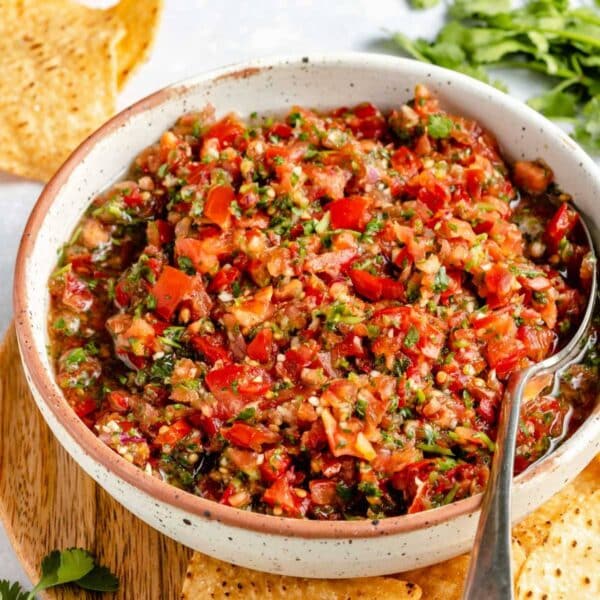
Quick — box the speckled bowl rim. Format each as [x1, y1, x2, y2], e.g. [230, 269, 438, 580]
[13, 53, 600, 540]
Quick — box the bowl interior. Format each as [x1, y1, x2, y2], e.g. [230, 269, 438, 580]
[14, 54, 600, 537]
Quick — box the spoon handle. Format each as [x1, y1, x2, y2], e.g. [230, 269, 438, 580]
[462, 370, 529, 600]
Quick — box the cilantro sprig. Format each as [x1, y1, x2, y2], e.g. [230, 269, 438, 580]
[394, 0, 600, 153]
[0, 548, 118, 599]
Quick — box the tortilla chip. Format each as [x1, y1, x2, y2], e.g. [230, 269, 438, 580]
[513, 455, 600, 554]
[0, 0, 123, 181]
[181, 553, 422, 600]
[109, 0, 163, 88]
[516, 489, 599, 599]
[0, 0, 162, 181]
[398, 540, 525, 600]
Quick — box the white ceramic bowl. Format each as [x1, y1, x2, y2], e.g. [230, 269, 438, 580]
[14, 54, 600, 578]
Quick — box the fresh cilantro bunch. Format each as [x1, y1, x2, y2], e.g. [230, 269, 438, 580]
[410, 0, 440, 8]
[394, 0, 600, 152]
[0, 548, 118, 599]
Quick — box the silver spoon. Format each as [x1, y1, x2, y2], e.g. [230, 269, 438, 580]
[463, 207, 598, 600]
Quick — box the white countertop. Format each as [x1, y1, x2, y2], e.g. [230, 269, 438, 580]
[0, 0, 597, 588]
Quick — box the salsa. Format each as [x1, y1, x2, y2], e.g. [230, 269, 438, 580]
[48, 85, 598, 519]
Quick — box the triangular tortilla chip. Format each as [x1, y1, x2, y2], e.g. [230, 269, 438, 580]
[0, 0, 123, 181]
[0, 0, 162, 181]
[109, 0, 163, 88]
[516, 489, 599, 599]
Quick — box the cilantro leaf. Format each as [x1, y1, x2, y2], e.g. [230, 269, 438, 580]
[527, 88, 578, 118]
[234, 406, 256, 422]
[33, 548, 95, 595]
[77, 565, 120, 592]
[2, 548, 121, 599]
[0, 580, 28, 600]
[410, 0, 440, 8]
[427, 114, 454, 139]
[450, 0, 511, 18]
[573, 96, 600, 152]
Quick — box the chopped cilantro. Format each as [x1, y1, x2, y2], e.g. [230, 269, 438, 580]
[404, 325, 420, 348]
[427, 114, 454, 139]
[433, 266, 449, 293]
[235, 407, 256, 422]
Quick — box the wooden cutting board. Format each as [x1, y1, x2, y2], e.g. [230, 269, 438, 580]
[0, 326, 193, 599]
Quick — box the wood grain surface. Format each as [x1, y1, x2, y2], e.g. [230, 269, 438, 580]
[0, 326, 192, 599]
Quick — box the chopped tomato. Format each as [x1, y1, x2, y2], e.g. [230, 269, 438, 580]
[222, 422, 280, 452]
[62, 271, 94, 313]
[151, 266, 195, 321]
[204, 185, 235, 229]
[518, 325, 556, 362]
[328, 196, 371, 231]
[262, 473, 304, 516]
[546, 203, 578, 249]
[390, 147, 420, 179]
[247, 328, 274, 363]
[513, 160, 552, 195]
[191, 333, 232, 364]
[208, 266, 241, 292]
[260, 448, 292, 483]
[205, 116, 245, 149]
[349, 269, 384, 301]
[175, 235, 231, 275]
[267, 122, 293, 139]
[205, 364, 271, 400]
[154, 419, 191, 446]
[73, 397, 97, 418]
[349, 269, 404, 302]
[486, 338, 527, 378]
[147, 219, 173, 247]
